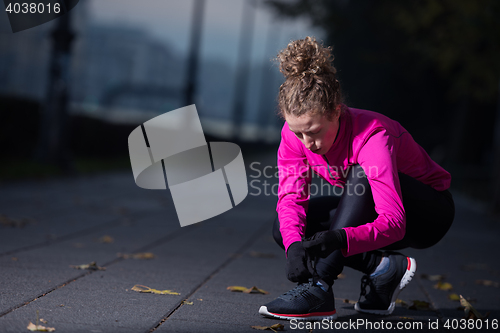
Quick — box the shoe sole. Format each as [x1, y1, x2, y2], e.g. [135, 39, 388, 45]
[259, 306, 337, 321]
[354, 256, 417, 315]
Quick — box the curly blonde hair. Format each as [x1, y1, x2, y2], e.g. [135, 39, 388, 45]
[276, 36, 343, 120]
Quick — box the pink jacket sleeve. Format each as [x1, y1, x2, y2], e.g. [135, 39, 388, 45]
[342, 130, 406, 256]
[276, 130, 312, 252]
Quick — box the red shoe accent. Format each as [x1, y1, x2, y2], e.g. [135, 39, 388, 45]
[269, 310, 337, 318]
[406, 257, 411, 270]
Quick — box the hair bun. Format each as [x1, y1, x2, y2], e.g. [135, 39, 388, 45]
[277, 36, 336, 79]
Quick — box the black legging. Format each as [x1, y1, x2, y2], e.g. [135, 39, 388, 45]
[273, 164, 455, 285]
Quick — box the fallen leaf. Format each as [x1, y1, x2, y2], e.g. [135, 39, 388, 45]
[434, 281, 453, 291]
[133, 252, 155, 259]
[98, 236, 114, 243]
[244, 286, 269, 295]
[182, 301, 193, 305]
[396, 299, 409, 307]
[131, 284, 180, 295]
[70, 262, 105, 271]
[460, 295, 489, 320]
[336, 298, 356, 304]
[0, 215, 32, 228]
[39, 319, 47, 324]
[27, 322, 55, 332]
[251, 323, 284, 332]
[463, 297, 477, 304]
[409, 300, 431, 311]
[475, 279, 499, 288]
[421, 274, 445, 281]
[227, 286, 269, 294]
[227, 286, 248, 292]
[448, 293, 460, 301]
[117, 252, 155, 260]
[249, 251, 275, 258]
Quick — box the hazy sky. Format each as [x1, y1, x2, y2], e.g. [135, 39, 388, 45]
[88, 0, 323, 66]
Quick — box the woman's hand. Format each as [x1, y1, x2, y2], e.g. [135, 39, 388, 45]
[285, 241, 312, 282]
[302, 229, 347, 258]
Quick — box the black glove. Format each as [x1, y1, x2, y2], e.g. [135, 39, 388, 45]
[302, 229, 347, 258]
[285, 241, 312, 283]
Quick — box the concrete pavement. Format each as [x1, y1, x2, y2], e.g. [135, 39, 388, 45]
[0, 152, 499, 332]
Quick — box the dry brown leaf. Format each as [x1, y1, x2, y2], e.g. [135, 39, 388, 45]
[0, 215, 32, 228]
[244, 286, 269, 295]
[475, 279, 499, 288]
[251, 323, 284, 332]
[249, 251, 276, 258]
[182, 300, 193, 305]
[227, 286, 268, 294]
[131, 284, 180, 295]
[421, 274, 445, 281]
[396, 299, 409, 307]
[39, 319, 47, 324]
[448, 293, 460, 301]
[409, 300, 431, 311]
[98, 236, 114, 243]
[118, 252, 155, 260]
[70, 261, 105, 271]
[459, 295, 488, 320]
[27, 322, 55, 332]
[227, 286, 249, 292]
[336, 298, 356, 304]
[132, 252, 155, 259]
[434, 281, 453, 291]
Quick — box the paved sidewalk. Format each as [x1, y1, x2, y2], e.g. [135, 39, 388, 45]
[0, 152, 499, 332]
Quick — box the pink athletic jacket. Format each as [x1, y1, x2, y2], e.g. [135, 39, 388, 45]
[277, 107, 451, 256]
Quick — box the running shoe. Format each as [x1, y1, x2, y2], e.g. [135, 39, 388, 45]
[259, 279, 337, 321]
[354, 253, 417, 315]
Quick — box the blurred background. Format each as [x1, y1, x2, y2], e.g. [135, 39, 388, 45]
[0, 0, 499, 215]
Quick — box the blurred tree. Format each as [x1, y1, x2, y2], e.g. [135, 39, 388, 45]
[232, 0, 257, 140]
[35, 12, 75, 173]
[494, 80, 500, 215]
[386, 0, 500, 165]
[185, 0, 205, 106]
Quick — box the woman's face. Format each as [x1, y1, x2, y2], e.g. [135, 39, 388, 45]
[285, 110, 340, 155]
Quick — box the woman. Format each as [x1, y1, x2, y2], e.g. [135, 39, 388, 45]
[258, 37, 455, 321]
